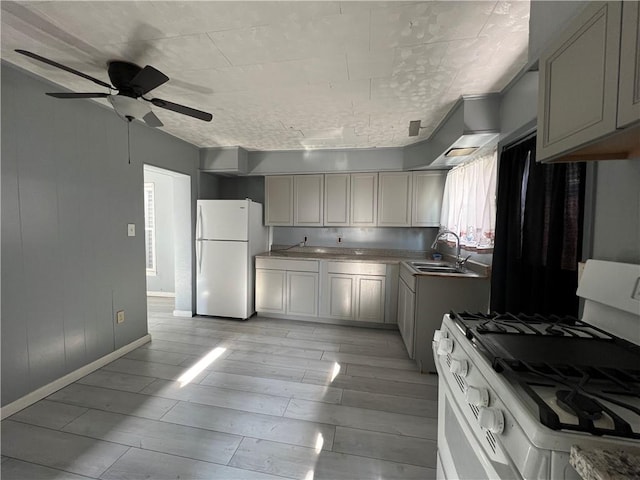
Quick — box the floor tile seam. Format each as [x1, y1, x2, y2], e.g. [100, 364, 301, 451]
[336, 347, 411, 360]
[321, 355, 418, 372]
[299, 379, 436, 400]
[2, 418, 135, 465]
[59, 406, 245, 442]
[224, 354, 337, 372]
[339, 372, 439, 387]
[279, 414, 438, 442]
[0, 455, 102, 479]
[80, 369, 162, 387]
[283, 400, 439, 429]
[39, 398, 180, 423]
[159, 400, 341, 437]
[196, 377, 344, 404]
[334, 425, 439, 447]
[196, 359, 308, 383]
[228, 434, 435, 470]
[337, 402, 438, 419]
[227, 336, 336, 354]
[80, 370, 172, 391]
[96, 445, 132, 479]
[328, 444, 439, 471]
[123, 354, 199, 367]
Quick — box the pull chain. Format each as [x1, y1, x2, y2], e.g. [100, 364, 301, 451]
[127, 119, 131, 164]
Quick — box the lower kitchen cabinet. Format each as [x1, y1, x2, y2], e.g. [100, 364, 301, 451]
[255, 269, 286, 314]
[397, 264, 416, 358]
[287, 271, 318, 317]
[255, 258, 319, 318]
[321, 262, 386, 323]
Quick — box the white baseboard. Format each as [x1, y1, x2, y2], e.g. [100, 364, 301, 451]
[147, 291, 176, 298]
[173, 310, 193, 317]
[1, 334, 152, 420]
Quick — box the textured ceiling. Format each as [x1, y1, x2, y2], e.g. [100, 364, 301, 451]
[1, 1, 530, 151]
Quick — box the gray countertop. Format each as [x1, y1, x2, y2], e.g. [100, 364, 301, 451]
[256, 246, 490, 277]
[570, 445, 640, 480]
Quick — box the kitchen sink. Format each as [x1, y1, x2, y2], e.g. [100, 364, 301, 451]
[415, 265, 462, 273]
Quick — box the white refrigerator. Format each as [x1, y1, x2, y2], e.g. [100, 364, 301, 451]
[196, 199, 268, 319]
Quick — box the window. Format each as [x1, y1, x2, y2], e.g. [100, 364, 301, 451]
[439, 149, 497, 250]
[144, 182, 156, 275]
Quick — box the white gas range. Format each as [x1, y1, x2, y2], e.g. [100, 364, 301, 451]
[432, 260, 640, 480]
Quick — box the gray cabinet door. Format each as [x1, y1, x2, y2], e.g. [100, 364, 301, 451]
[537, 2, 622, 162]
[412, 171, 446, 227]
[294, 175, 324, 226]
[324, 174, 350, 226]
[287, 271, 318, 317]
[265, 176, 293, 226]
[618, 1, 640, 128]
[378, 172, 412, 227]
[350, 173, 378, 226]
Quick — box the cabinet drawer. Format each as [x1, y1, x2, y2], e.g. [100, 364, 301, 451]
[256, 258, 319, 272]
[326, 261, 386, 276]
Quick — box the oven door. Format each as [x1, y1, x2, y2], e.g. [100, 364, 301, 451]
[436, 361, 521, 479]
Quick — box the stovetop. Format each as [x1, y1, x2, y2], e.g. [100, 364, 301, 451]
[450, 311, 640, 440]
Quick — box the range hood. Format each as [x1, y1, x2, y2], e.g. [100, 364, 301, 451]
[404, 94, 501, 170]
[200, 147, 249, 175]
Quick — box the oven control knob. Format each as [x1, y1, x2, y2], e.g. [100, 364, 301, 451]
[449, 358, 468, 377]
[478, 407, 504, 434]
[437, 338, 454, 356]
[465, 386, 489, 407]
[433, 329, 447, 342]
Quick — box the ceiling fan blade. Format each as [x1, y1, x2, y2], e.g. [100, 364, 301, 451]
[130, 66, 169, 95]
[46, 92, 110, 99]
[143, 111, 164, 128]
[15, 49, 113, 89]
[148, 98, 213, 122]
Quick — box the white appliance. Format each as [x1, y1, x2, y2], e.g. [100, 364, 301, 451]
[196, 199, 268, 319]
[433, 260, 640, 480]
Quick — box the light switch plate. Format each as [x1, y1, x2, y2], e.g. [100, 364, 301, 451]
[116, 310, 125, 324]
[127, 224, 135, 237]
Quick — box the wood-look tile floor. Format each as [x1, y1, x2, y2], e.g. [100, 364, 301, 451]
[2, 297, 439, 479]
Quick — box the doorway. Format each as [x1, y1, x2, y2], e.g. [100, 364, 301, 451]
[143, 164, 192, 317]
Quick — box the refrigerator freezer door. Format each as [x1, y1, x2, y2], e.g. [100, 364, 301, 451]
[196, 240, 249, 318]
[197, 200, 249, 241]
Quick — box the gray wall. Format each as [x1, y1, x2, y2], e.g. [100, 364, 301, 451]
[1, 62, 199, 406]
[590, 160, 640, 264]
[144, 167, 176, 293]
[273, 227, 439, 251]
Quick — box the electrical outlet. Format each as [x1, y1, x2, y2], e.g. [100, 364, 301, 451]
[116, 310, 125, 324]
[127, 224, 135, 237]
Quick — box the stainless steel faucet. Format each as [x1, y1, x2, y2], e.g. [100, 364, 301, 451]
[431, 229, 470, 270]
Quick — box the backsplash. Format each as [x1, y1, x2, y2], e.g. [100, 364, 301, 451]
[272, 226, 439, 251]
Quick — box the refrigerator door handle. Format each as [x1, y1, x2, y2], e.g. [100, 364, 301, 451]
[197, 240, 203, 274]
[197, 205, 203, 240]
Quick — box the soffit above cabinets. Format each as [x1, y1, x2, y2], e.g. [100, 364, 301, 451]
[1, 1, 530, 151]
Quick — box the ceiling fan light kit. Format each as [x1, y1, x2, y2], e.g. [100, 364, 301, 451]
[15, 49, 213, 127]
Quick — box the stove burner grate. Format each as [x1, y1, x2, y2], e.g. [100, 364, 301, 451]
[498, 359, 639, 439]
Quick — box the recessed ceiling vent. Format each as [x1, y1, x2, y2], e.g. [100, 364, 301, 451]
[408, 120, 422, 137]
[417, 94, 501, 169]
[445, 147, 479, 157]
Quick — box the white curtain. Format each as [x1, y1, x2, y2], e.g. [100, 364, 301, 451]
[440, 149, 497, 249]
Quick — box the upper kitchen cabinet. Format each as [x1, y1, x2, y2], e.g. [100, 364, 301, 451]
[412, 171, 446, 227]
[618, 1, 640, 128]
[350, 173, 378, 227]
[377, 172, 413, 227]
[324, 174, 350, 226]
[265, 175, 293, 225]
[294, 175, 324, 226]
[537, 2, 640, 162]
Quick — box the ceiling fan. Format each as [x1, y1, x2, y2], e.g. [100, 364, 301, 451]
[15, 49, 213, 127]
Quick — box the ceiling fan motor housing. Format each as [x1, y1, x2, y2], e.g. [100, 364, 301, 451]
[108, 60, 143, 96]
